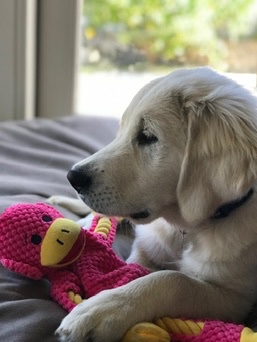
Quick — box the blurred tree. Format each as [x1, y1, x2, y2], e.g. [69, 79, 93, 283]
[83, 0, 256, 68]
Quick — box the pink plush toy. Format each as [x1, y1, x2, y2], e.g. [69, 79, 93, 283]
[0, 202, 149, 312]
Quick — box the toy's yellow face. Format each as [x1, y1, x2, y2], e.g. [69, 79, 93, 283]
[40, 218, 86, 267]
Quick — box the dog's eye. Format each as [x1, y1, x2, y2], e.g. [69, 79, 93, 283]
[137, 130, 158, 146]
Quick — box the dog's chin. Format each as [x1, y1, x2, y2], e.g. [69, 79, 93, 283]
[78, 193, 157, 223]
[79, 194, 153, 222]
[128, 208, 160, 225]
[129, 209, 151, 220]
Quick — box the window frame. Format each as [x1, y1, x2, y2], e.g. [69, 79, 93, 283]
[36, 0, 82, 119]
[0, 0, 81, 121]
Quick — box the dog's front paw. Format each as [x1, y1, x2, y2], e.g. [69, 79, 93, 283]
[56, 288, 141, 342]
[47, 195, 68, 206]
[47, 196, 91, 216]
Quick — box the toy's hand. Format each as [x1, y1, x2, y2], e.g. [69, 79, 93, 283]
[49, 270, 84, 312]
[68, 291, 84, 305]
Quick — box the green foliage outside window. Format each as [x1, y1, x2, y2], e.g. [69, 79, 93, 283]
[83, 0, 256, 68]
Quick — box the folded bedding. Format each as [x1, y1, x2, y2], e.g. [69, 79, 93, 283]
[0, 115, 119, 341]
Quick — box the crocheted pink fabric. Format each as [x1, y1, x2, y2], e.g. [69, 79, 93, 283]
[170, 320, 244, 341]
[0, 203, 63, 279]
[0, 203, 149, 312]
[73, 215, 149, 297]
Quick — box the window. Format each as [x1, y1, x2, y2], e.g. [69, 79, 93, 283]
[0, 0, 256, 121]
[0, 0, 81, 121]
[76, 0, 257, 119]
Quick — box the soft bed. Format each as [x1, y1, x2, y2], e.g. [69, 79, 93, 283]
[1, 115, 257, 342]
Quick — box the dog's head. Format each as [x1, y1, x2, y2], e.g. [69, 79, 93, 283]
[68, 67, 257, 226]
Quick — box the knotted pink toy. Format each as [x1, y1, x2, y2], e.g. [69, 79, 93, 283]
[0, 202, 149, 312]
[122, 317, 257, 342]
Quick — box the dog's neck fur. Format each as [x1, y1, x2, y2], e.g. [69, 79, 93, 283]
[211, 188, 254, 220]
[163, 189, 254, 232]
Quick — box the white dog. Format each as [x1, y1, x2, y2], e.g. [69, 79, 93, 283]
[56, 67, 257, 342]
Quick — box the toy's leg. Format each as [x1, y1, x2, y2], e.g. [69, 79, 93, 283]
[121, 317, 204, 342]
[121, 322, 170, 342]
[155, 317, 204, 335]
[93, 217, 113, 238]
[240, 327, 257, 341]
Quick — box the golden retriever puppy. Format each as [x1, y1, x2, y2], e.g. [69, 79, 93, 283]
[57, 67, 257, 342]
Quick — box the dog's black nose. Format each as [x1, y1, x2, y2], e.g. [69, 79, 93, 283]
[67, 169, 92, 191]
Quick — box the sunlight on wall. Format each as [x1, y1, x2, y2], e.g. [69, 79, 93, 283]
[77, 71, 256, 118]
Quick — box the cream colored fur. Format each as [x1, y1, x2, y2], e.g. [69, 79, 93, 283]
[56, 67, 257, 342]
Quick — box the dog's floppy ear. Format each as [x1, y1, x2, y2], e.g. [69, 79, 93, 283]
[177, 97, 257, 225]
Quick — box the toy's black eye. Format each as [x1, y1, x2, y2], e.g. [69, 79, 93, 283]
[137, 130, 158, 146]
[31, 234, 42, 245]
[42, 215, 52, 222]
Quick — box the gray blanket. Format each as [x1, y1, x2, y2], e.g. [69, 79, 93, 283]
[0, 115, 119, 341]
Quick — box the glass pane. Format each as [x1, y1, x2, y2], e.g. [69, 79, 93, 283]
[77, 0, 257, 119]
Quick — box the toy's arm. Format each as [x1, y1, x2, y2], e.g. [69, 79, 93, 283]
[48, 270, 84, 312]
[89, 216, 118, 246]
